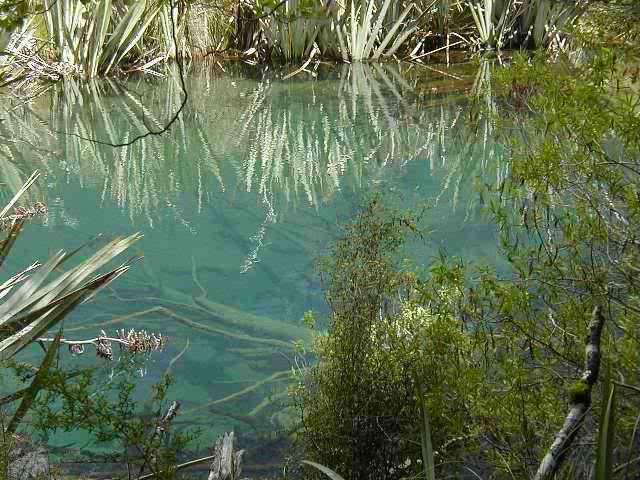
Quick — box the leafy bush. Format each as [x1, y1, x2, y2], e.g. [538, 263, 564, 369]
[32, 360, 194, 478]
[297, 199, 482, 479]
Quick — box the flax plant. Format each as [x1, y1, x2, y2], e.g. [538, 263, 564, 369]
[0, 172, 142, 359]
[42, 0, 162, 77]
[333, 0, 418, 61]
[251, 0, 420, 61]
[466, 0, 584, 51]
[0, 171, 141, 456]
[257, 0, 332, 60]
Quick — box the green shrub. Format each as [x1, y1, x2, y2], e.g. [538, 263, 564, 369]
[298, 199, 481, 479]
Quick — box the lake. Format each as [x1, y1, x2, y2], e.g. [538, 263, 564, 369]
[0, 60, 505, 474]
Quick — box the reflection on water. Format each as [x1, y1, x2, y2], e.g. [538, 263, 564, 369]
[0, 61, 504, 467]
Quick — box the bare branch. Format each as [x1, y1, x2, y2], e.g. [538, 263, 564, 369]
[53, 0, 187, 148]
[534, 305, 607, 480]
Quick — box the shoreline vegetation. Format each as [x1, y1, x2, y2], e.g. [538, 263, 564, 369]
[1, 0, 640, 479]
[1, 0, 585, 85]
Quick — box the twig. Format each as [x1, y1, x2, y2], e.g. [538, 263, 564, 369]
[53, 0, 187, 148]
[411, 40, 465, 60]
[283, 45, 319, 80]
[137, 400, 181, 478]
[164, 338, 190, 376]
[37, 336, 129, 346]
[534, 305, 607, 480]
[614, 381, 640, 395]
[136, 454, 218, 480]
[156, 400, 181, 436]
[37, 327, 166, 358]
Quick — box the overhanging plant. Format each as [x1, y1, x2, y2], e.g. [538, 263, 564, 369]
[0, 170, 141, 436]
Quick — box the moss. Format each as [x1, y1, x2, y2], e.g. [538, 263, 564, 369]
[568, 379, 591, 404]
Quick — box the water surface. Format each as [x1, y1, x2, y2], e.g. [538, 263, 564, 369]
[0, 61, 504, 470]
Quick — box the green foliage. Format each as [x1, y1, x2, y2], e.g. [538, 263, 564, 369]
[4, 333, 61, 435]
[575, 1, 640, 55]
[595, 382, 616, 480]
[477, 28, 640, 476]
[298, 196, 576, 478]
[417, 382, 435, 480]
[298, 198, 482, 479]
[298, 9, 640, 478]
[31, 358, 195, 478]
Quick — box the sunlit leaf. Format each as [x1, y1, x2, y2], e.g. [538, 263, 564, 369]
[302, 461, 346, 480]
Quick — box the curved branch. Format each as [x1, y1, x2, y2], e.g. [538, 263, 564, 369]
[54, 0, 187, 148]
[534, 305, 606, 480]
[37, 336, 129, 346]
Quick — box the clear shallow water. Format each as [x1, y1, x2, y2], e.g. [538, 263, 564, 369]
[0, 61, 505, 470]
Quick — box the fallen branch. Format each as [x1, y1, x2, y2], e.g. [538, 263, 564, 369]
[283, 45, 319, 80]
[135, 432, 244, 480]
[136, 454, 218, 480]
[534, 305, 607, 480]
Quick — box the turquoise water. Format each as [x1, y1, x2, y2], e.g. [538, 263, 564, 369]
[0, 61, 504, 471]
